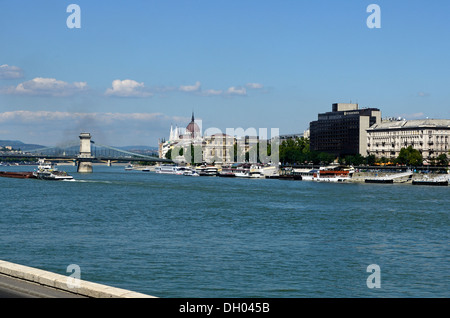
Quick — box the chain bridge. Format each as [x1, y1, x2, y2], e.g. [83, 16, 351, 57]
[0, 133, 172, 173]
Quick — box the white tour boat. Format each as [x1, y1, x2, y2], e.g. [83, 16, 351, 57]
[195, 165, 218, 176]
[155, 164, 188, 175]
[183, 169, 200, 176]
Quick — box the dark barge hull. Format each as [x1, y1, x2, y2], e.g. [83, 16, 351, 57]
[364, 179, 393, 184]
[0, 171, 36, 179]
[218, 173, 236, 177]
[278, 175, 302, 180]
[412, 180, 448, 186]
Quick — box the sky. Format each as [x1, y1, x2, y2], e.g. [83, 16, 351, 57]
[0, 0, 449, 147]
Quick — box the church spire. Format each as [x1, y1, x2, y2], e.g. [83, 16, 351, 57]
[191, 111, 195, 122]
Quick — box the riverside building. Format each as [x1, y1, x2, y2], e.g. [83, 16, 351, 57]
[366, 118, 450, 162]
[158, 112, 203, 162]
[309, 103, 381, 157]
[158, 114, 279, 165]
[202, 133, 235, 164]
[159, 113, 236, 164]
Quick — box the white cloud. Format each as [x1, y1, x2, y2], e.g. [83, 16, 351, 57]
[417, 91, 430, 97]
[0, 110, 171, 124]
[201, 89, 224, 96]
[226, 86, 247, 96]
[1, 77, 88, 96]
[177, 81, 252, 97]
[179, 81, 201, 92]
[105, 79, 152, 97]
[245, 82, 263, 89]
[0, 64, 24, 79]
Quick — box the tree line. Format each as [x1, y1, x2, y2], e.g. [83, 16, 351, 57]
[279, 138, 449, 167]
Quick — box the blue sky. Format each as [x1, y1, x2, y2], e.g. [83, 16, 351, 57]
[0, 0, 449, 146]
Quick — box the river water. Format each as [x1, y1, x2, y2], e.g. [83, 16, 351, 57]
[0, 165, 448, 297]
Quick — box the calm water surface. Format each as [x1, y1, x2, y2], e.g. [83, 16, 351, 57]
[1, 165, 449, 297]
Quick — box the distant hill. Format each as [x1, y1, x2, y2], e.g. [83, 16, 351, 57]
[0, 140, 47, 151]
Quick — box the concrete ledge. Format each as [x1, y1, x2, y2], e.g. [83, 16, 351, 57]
[0, 260, 156, 298]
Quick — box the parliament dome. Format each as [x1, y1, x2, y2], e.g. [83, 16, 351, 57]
[186, 112, 201, 138]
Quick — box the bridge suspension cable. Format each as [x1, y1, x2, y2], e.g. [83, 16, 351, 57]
[25, 141, 79, 154]
[92, 142, 160, 160]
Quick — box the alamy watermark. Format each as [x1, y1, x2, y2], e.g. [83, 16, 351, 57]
[168, 121, 280, 165]
[366, 4, 381, 29]
[66, 264, 81, 289]
[66, 4, 81, 29]
[65, 4, 381, 30]
[366, 264, 381, 289]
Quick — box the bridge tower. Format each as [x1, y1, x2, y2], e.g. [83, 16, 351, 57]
[77, 132, 93, 173]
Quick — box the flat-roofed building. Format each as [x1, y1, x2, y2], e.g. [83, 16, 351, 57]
[279, 133, 304, 142]
[367, 118, 450, 161]
[309, 103, 381, 157]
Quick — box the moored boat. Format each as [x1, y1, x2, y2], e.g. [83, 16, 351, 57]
[195, 165, 218, 176]
[311, 166, 353, 182]
[412, 180, 448, 186]
[278, 167, 302, 180]
[183, 169, 199, 176]
[234, 171, 251, 178]
[155, 164, 181, 174]
[412, 176, 449, 186]
[365, 178, 393, 184]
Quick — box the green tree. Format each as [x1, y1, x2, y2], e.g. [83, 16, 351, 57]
[279, 137, 310, 164]
[317, 152, 334, 164]
[436, 153, 449, 166]
[366, 154, 376, 166]
[165, 148, 172, 160]
[190, 144, 203, 165]
[395, 146, 423, 166]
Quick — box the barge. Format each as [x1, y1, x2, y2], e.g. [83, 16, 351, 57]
[412, 176, 449, 186]
[0, 171, 36, 179]
[364, 178, 394, 184]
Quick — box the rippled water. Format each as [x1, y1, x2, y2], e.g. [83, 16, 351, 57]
[1, 165, 449, 297]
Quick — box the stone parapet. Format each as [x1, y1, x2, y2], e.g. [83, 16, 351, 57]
[0, 260, 156, 298]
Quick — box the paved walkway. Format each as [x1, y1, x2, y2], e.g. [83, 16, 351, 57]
[0, 273, 85, 298]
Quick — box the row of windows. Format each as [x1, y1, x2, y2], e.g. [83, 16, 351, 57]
[369, 142, 448, 149]
[369, 130, 450, 137]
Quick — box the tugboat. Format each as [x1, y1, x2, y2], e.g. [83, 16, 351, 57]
[33, 159, 74, 181]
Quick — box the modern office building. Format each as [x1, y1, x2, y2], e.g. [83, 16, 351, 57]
[309, 103, 381, 157]
[367, 118, 450, 161]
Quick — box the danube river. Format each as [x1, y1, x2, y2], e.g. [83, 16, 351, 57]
[1, 165, 448, 297]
